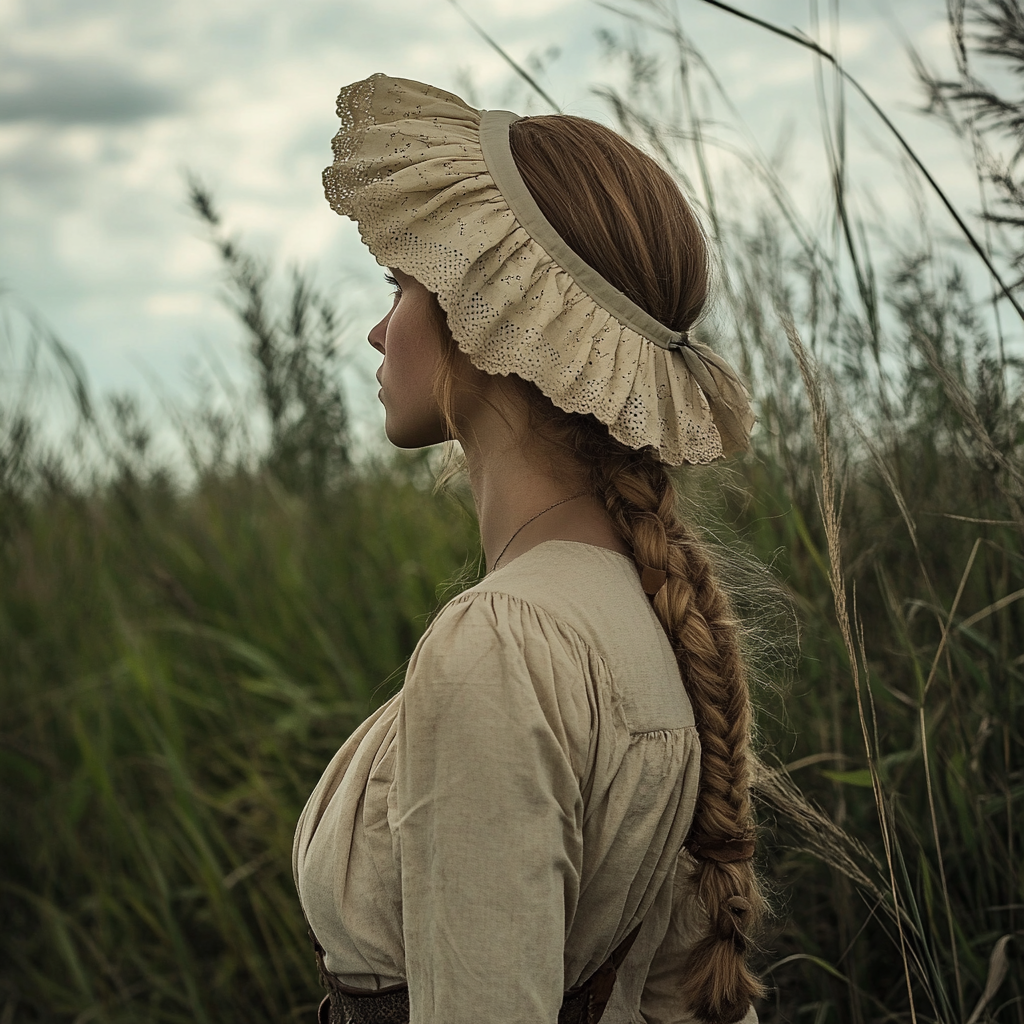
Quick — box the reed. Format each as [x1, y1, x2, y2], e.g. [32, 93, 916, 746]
[581, 2, 1022, 1020]
[2, 2, 1021, 1021]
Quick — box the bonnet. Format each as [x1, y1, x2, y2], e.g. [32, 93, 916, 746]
[323, 73, 754, 465]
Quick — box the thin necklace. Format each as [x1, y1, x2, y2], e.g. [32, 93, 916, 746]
[491, 492, 589, 572]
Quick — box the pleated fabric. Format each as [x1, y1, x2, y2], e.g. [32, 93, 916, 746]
[322, 74, 755, 465]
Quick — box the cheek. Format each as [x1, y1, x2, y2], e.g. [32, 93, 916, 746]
[394, 301, 441, 358]
[382, 311, 445, 403]
[387, 327, 431, 380]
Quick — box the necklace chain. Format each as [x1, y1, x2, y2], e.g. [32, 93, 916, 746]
[491, 492, 589, 571]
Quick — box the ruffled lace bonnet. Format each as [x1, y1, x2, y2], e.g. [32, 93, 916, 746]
[323, 73, 754, 465]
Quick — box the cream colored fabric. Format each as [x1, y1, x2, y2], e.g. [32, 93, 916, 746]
[322, 73, 755, 466]
[293, 542, 756, 1024]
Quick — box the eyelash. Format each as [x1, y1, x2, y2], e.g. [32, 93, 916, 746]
[384, 273, 400, 293]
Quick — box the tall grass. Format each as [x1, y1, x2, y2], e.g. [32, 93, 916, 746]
[0, 231, 479, 1022]
[584, 2, 1023, 1020]
[2, 2, 1022, 1022]
[1, 461, 476, 1022]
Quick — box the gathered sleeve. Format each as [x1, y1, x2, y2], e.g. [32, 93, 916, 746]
[394, 592, 595, 1024]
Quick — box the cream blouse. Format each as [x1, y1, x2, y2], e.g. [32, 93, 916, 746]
[293, 541, 751, 1024]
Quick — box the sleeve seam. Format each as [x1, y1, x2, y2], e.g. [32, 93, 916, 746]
[437, 588, 613, 677]
[434, 592, 695, 737]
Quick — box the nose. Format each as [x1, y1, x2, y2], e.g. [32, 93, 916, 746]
[368, 309, 389, 355]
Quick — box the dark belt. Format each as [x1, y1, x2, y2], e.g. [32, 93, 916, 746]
[312, 924, 641, 1024]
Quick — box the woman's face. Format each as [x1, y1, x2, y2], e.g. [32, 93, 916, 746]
[367, 268, 449, 449]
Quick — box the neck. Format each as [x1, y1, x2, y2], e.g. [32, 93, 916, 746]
[455, 381, 630, 572]
[467, 450, 584, 573]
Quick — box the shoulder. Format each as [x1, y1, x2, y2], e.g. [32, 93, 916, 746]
[468, 541, 641, 612]
[436, 542, 693, 733]
[457, 541, 652, 650]
[408, 583, 609, 698]
[419, 540, 647, 656]
[430, 579, 597, 649]
[400, 586, 603, 782]
[411, 543, 649, 693]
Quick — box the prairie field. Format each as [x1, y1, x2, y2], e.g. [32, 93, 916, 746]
[1, 2, 1021, 1022]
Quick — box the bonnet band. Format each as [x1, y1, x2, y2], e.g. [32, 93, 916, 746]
[479, 109, 686, 353]
[322, 74, 756, 464]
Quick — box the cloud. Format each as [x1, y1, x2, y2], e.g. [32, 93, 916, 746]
[0, 0, 969, 411]
[0, 53, 181, 124]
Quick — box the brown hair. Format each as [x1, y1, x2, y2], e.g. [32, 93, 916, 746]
[434, 114, 763, 1023]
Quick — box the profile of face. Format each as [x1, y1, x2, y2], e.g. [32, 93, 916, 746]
[367, 268, 451, 449]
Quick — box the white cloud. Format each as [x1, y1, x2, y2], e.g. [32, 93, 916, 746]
[0, 0, 992, 412]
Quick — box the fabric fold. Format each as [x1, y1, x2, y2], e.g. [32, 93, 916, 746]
[323, 72, 755, 465]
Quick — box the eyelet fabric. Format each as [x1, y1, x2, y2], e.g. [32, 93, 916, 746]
[323, 73, 755, 465]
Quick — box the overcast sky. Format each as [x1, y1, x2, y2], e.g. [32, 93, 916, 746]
[0, 0, 986, 439]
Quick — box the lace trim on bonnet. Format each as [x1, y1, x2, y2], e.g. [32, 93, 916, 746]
[322, 73, 754, 466]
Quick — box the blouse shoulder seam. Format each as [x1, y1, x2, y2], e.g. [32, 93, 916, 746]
[436, 588, 609, 668]
[433, 591, 696, 734]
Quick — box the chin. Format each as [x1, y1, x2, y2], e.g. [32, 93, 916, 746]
[388, 437, 445, 451]
[384, 418, 449, 449]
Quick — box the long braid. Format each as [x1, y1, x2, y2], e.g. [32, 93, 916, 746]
[594, 449, 764, 1024]
[478, 110, 764, 1022]
[434, 327, 766, 1019]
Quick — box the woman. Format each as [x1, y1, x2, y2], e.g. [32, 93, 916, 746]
[293, 73, 762, 1024]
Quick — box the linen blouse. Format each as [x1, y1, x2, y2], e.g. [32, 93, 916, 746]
[293, 541, 751, 1024]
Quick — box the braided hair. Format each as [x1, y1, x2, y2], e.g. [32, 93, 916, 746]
[432, 113, 764, 1024]
[511, 116, 763, 1023]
